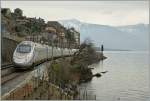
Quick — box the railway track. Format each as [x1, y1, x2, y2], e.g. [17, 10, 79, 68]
[1, 63, 14, 70]
[1, 64, 16, 77]
[1, 55, 71, 85]
[1, 64, 31, 85]
[1, 62, 40, 85]
[1, 64, 17, 85]
[1, 70, 29, 85]
[1, 72, 21, 85]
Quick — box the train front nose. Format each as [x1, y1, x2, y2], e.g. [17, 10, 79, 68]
[13, 43, 33, 68]
[13, 53, 33, 67]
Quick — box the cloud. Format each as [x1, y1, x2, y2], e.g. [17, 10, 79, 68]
[1, 1, 149, 26]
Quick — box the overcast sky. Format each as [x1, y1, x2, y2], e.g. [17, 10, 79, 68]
[1, 1, 149, 26]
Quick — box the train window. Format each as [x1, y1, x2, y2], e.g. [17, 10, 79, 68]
[17, 44, 31, 53]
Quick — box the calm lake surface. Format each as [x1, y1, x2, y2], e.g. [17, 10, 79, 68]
[80, 51, 150, 101]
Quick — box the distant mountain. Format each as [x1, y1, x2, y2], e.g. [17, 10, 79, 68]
[59, 19, 149, 50]
[59, 19, 82, 31]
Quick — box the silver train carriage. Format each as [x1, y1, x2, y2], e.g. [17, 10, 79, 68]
[13, 41, 77, 69]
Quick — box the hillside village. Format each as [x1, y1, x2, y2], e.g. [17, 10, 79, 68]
[1, 8, 80, 49]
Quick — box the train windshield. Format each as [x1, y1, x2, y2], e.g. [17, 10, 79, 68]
[17, 44, 31, 53]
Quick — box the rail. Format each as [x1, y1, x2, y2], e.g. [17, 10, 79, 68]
[1, 72, 21, 85]
[1, 64, 14, 70]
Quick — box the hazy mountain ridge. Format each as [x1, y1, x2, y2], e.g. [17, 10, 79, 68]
[59, 19, 149, 50]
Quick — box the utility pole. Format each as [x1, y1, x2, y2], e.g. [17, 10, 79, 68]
[60, 32, 65, 58]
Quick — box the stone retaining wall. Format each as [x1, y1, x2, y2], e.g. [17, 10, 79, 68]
[1, 37, 19, 64]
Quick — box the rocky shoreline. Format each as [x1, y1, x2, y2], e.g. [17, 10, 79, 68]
[70, 42, 107, 83]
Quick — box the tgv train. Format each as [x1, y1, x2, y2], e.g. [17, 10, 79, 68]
[13, 41, 77, 69]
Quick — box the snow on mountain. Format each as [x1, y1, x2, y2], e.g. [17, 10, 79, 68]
[59, 19, 82, 31]
[117, 24, 149, 35]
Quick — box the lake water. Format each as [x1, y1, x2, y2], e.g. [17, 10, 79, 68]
[79, 51, 150, 101]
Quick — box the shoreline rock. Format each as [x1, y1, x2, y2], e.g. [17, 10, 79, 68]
[93, 73, 102, 77]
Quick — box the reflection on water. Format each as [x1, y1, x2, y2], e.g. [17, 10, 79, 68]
[99, 60, 103, 72]
[80, 51, 150, 101]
